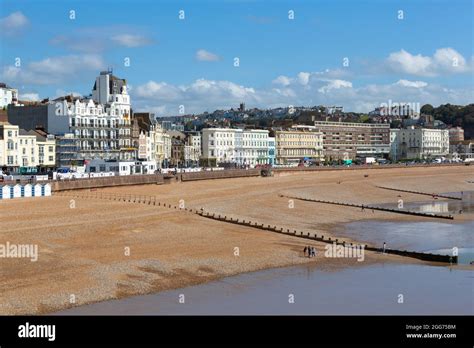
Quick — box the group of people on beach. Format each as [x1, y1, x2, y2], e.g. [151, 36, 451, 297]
[303, 246, 316, 258]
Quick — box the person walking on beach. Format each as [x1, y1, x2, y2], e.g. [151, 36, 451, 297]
[361, 205, 365, 212]
[311, 247, 316, 258]
[303, 246, 308, 257]
[383, 242, 386, 253]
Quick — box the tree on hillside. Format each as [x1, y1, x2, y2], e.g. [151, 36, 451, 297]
[420, 104, 434, 115]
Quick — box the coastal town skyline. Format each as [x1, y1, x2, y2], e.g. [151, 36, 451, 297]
[1, 0, 473, 116]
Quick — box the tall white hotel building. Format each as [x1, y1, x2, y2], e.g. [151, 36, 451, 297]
[8, 70, 134, 167]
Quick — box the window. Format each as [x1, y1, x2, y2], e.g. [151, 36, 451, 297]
[48, 156, 54, 161]
[48, 146, 54, 152]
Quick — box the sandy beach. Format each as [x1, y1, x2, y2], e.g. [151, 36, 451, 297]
[1, 165, 472, 314]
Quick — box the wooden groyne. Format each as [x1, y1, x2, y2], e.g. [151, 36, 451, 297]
[375, 186, 462, 200]
[281, 194, 454, 220]
[192, 208, 457, 264]
[54, 190, 457, 264]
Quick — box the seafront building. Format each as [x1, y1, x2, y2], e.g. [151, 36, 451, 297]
[202, 128, 270, 166]
[449, 140, 474, 160]
[0, 122, 56, 172]
[268, 136, 276, 165]
[150, 123, 171, 168]
[448, 127, 464, 143]
[7, 71, 134, 167]
[310, 121, 391, 160]
[274, 128, 324, 165]
[390, 127, 449, 160]
[185, 132, 201, 167]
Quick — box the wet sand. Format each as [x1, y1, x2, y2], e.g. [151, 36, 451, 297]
[1, 166, 473, 314]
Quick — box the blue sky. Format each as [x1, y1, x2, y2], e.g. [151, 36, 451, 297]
[1, 0, 472, 115]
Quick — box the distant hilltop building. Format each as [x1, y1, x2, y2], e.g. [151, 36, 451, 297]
[324, 106, 343, 115]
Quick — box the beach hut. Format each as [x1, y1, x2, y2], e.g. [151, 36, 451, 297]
[0, 185, 9, 199]
[42, 183, 52, 197]
[33, 183, 42, 197]
[23, 184, 32, 197]
[13, 184, 21, 198]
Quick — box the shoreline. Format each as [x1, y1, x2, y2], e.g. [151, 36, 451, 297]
[55, 258, 473, 316]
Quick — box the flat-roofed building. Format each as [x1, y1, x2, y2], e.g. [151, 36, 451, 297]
[448, 126, 464, 143]
[202, 128, 270, 167]
[311, 121, 391, 160]
[393, 127, 449, 160]
[275, 128, 323, 164]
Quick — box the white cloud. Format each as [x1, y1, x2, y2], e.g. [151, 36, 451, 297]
[318, 79, 352, 93]
[387, 49, 432, 76]
[50, 27, 154, 52]
[135, 81, 183, 100]
[272, 75, 292, 86]
[386, 48, 471, 76]
[1, 54, 105, 85]
[0, 11, 28, 35]
[196, 49, 220, 62]
[111, 34, 152, 47]
[395, 79, 428, 88]
[297, 72, 311, 85]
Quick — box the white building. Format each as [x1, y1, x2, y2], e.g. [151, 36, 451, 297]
[392, 127, 449, 160]
[0, 122, 19, 169]
[18, 130, 37, 168]
[149, 124, 171, 168]
[0, 83, 18, 109]
[0, 122, 56, 171]
[202, 128, 270, 167]
[239, 129, 270, 166]
[8, 71, 134, 167]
